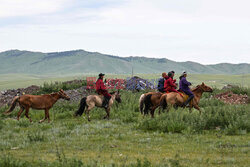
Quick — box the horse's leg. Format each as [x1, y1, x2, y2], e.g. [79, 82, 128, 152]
[17, 107, 24, 121]
[104, 108, 110, 119]
[24, 107, 32, 122]
[150, 107, 156, 118]
[46, 109, 50, 123]
[189, 107, 192, 113]
[86, 103, 94, 121]
[39, 109, 48, 123]
[194, 105, 201, 113]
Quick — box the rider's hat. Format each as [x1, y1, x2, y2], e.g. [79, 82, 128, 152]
[99, 73, 105, 77]
[182, 71, 187, 74]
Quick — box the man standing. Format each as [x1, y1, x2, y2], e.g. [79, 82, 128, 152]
[96, 73, 111, 109]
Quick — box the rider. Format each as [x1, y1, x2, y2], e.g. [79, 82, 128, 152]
[96, 73, 111, 109]
[179, 71, 194, 106]
[157, 72, 167, 93]
[164, 71, 179, 93]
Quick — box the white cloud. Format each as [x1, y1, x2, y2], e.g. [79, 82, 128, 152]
[0, 0, 71, 17]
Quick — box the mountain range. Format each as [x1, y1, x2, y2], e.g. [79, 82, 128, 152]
[0, 49, 249, 75]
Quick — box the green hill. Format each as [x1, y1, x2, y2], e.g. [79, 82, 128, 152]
[0, 49, 249, 74]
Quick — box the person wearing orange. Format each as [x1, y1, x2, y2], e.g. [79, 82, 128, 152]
[164, 71, 179, 93]
[96, 73, 111, 108]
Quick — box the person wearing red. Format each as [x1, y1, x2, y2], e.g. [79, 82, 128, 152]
[164, 71, 179, 93]
[96, 73, 111, 108]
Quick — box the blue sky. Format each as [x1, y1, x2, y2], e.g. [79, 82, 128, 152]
[0, 0, 249, 64]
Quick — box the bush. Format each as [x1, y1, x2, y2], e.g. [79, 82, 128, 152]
[36, 80, 86, 94]
[137, 105, 250, 135]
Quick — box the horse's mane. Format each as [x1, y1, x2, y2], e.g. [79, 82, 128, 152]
[191, 85, 201, 92]
[110, 91, 116, 95]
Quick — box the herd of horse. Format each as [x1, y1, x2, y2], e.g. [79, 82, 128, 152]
[3, 83, 213, 123]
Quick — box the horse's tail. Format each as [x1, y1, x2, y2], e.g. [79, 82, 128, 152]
[160, 94, 168, 110]
[143, 94, 152, 115]
[139, 94, 146, 114]
[75, 97, 87, 116]
[3, 96, 20, 115]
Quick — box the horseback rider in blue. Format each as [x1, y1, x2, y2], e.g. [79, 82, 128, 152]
[157, 72, 167, 93]
[179, 71, 194, 107]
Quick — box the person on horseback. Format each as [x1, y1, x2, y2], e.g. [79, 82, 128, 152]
[164, 71, 179, 93]
[157, 72, 167, 93]
[179, 71, 194, 107]
[96, 73, 111, 109]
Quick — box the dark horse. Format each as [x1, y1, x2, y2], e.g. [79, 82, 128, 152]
[75, 91, 121, 121]
[3, 89, 70, 123]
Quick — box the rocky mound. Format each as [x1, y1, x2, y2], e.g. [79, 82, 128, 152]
[214, 92, 249, 104]
[0, 85, 40, 107]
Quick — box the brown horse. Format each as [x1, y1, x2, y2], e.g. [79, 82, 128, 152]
[160, 83, 213, 112]
[139, 92, 165, 117]
[3, 89, 70, 123]
[75, 91, 121, 121]
[143, 83, 213, 117]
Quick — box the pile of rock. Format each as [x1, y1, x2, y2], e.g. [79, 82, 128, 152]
[214, 91, 249, 104]
[0, 85, 40, 107]
[62, 86, 90, 103]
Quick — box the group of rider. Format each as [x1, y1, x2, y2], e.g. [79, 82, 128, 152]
[157, 71, 194, 107]
[95, 71, 194, 109]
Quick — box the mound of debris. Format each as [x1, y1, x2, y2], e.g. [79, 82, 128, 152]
[214, 91, 249, 105]
[62, 79, 84, 85]
[0, 85, 40, 107]
[126, 76, 155, 91]
[62, 86, 90, 103]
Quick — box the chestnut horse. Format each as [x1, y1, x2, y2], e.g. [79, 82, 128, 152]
[75, 91, 121, 121]
[143, 83, 213, 117]
[3, 89, 70, 123]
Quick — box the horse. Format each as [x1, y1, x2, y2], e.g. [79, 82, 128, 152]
[139, 92, 165, 117]
[143, 83, 213, 117]
[3, 89, 70, 123]
[160, 82, 213, 113]
[75, 91, 121, 121]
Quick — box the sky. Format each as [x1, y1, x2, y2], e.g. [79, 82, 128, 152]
[0, 0, 249, 65]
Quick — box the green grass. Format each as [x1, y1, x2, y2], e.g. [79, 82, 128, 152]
[0, 88, 249, 166]
[0, 73, 250, 91]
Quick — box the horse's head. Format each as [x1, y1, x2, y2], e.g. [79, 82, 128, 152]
[197, 82, 213, 93]
[114, 91, 121, 103]
[58, 89, 70, 101]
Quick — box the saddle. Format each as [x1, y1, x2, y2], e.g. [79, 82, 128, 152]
[178, 90, 189, 101]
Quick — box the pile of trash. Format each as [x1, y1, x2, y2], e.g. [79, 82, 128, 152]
[214, 91, 249, 105]
[125, 76, 155, 91]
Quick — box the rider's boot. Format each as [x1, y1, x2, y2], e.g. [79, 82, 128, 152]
[102, 96, 111, 109]
[182, 96, 194, 107]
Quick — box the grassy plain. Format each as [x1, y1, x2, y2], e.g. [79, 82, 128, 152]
[0, 74, 249, 166]
[0, 89, 249, 166]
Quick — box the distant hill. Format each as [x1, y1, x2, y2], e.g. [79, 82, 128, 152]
[0, 49, 249, 74]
